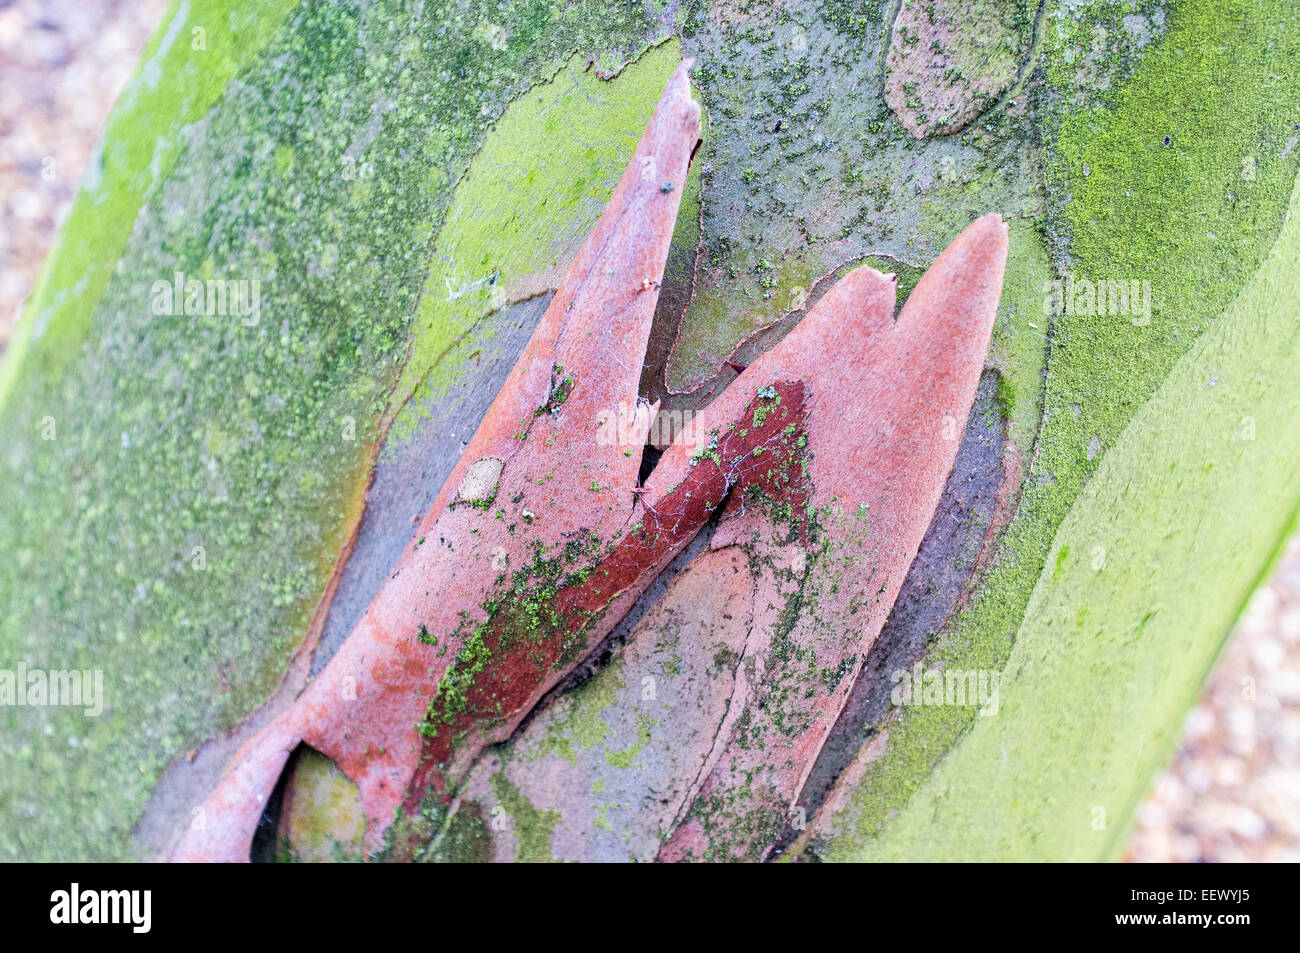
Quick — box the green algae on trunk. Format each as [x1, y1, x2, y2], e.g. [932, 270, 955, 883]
[0, 0, 683, 863]
[6, 0, 1300, 866]
[817, 175, 1300, 861]
[800, 0, 1300, 860]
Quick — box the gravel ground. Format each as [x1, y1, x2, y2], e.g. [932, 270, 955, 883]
[1, 0, 1297, 862]
[1125, 534, 1300, 862]
[0, 0, 170, 348]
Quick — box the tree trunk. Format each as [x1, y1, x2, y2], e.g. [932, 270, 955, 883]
[1, 0, 1298, 862]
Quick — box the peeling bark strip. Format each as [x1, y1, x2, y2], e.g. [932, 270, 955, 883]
[170, 62, 1008, 863]
[171, 61, 703, 863]
[440, 214, 1009, 863]
[656, 214, 1007, 861]
[407, 382, 811, 779]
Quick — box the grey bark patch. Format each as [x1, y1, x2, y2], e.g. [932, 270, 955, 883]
[456, 457, 503, 504]
[311, 294, 552, 675]
[884, 0, 1040, 138]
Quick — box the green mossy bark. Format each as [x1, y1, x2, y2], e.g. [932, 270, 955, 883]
[0, 0, 680, 862]
[825, 175, 1300, 860]
[0, 0, 1296, 862]
[811, 0, 1300, 861]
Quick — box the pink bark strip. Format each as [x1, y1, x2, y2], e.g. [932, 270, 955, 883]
[436, 219, 1006, 862]
[657, 214, 1009, 861]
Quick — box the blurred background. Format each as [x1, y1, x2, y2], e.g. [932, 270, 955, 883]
[1, 0, 1296, 861]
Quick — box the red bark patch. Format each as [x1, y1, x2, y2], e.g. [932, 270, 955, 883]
[404, 381, 813, 809]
